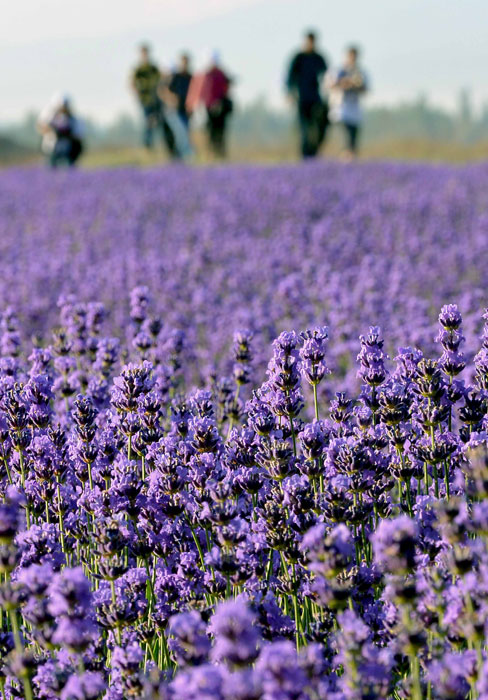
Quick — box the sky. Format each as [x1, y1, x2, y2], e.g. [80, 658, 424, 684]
[2, 0, 488, 123]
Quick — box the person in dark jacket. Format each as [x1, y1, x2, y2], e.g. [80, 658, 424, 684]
[287, 31, 328, 158]
[168, 53, 193, 129]
[37, 95, 84, 168]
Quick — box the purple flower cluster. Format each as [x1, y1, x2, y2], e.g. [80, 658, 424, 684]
[1, 162, 488, 698]
[0, 293, 486, 699]
[1, 162, 488, 393]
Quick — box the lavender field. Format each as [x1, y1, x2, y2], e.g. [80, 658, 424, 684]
[1, 161, 488, 700]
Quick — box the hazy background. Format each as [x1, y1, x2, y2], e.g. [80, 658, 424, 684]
[3, 0, 488, 163]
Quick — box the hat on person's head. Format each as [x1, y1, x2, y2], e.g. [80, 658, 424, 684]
[200, 48, 220, 69]
[48, 92, 70, 112]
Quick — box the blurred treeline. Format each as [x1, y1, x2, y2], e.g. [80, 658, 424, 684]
[3, 89, 488, 164]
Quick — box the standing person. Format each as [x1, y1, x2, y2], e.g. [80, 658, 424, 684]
[37, 95, 84, 168]
[287, 30, 328, 159]
[160, 52, 194, 159]
[328, 46, 368, 160]
[130, 43, 177, 157]
[187, 51, 233, 159]
[168, 53, 193, 130]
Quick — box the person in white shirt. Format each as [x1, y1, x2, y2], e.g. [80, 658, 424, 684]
[327, 46, 368, 159]
[37, 95, 84, 168]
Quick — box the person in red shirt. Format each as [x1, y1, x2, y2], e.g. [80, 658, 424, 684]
[187, 51, 233, 158]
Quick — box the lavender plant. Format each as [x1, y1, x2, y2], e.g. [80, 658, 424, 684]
[0, 294, 485, 700]
[0, 162, 488, 699]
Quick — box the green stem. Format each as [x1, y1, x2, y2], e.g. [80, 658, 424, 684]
[410, 655, 423, 700]
[188, 522, 206, 572]
[289, 417, 297, 457]
[87, 461, 94, 491]
[9, 609, 33, 700]
[2, 456, 12, 486]
[110, 581, 121, 644]
[405, 479, 413, 517]
[144, 557, 156, 618]
[226, 385, 241, 440]
[312, 383, 320, 421]
[57, 483, 66, 554]
[18, 448, 31, 529]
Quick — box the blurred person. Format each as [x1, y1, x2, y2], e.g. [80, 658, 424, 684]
[159, 53, 194, 159]
[287, 30, 328, 159]
[37, 94, 84, 168]
[186, 51, 233, 158]
[168, 53, 193, 129]
[130, 43, 178, 158]
[328, 46, 368, 160]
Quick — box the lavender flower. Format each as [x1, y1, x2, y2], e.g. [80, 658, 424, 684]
[209, 599, 260, 666]
[1, 163, 488, 699]
[371, 516, 418, 574]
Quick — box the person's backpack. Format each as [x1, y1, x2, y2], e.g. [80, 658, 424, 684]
[220, 96, 233, 117]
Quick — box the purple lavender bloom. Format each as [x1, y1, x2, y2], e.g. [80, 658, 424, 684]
[112, 641, 144, 671]
[17, 523, 65, 569]
[302, 522, 354, 578]
[168, 610, 211, 666]
[4, 163, 488, 699]
[337, 609, 370, 647]
[209, 599, 260, 666]
[255, 641, 308, 699]
[60, 672, 106, 700]
[51, 616, 95, 651]
[0, 491, 21, 543]
[371, 516, 418, 574]
[221, 668, 262, 700]
[357, 326, 388, 387]
[299, 420, 330, 460]
[48, 567, 92, 617]
[438, 304, 463, 332]
[170, 664, 225, 700]
[300, 326, 330, 386]
[428, 652, 472, 699]
[17, 562, 54, 596]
